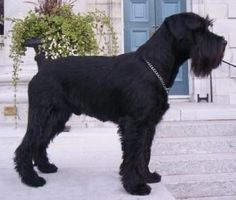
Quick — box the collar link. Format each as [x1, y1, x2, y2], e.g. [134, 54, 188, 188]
[143, 58, 170, 94]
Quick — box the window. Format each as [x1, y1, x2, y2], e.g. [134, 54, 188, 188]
[0, 0, 3, 35]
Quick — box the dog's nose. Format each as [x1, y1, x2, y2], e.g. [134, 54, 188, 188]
[222, 38, 227, 46]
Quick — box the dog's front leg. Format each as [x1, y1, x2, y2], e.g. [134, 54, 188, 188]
[143, 124, 162, 183]
[118, 117, 151, 195]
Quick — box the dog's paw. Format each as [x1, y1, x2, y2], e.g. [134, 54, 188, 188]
[22, 176, 46, 187]
[145, 172, 161, 183]
[37, 163, 58, 174]
[124, 183, 151, 195]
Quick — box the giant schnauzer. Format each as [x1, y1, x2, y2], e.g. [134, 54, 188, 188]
[14, 12, 226, 195]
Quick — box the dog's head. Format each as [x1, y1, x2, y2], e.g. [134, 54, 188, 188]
[165, 12, 227, 77]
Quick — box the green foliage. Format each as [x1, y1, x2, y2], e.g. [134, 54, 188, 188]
[9, 4, 120, 58]
[9, 5, 119, 59]
[9, 6, 96, 59]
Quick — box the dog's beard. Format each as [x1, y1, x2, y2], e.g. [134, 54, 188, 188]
[191, 34, 226, 77]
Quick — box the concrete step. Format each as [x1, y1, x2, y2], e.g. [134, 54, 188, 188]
[0, 66, 37, 85]
[163, 173, 236, 199]
[164, 102, 236, 122]
[156, 120, 236, 138]
[150, 153, 236, 175]
[0, 64, 36, 104]
[153, 136, 236, 155]
[0, 85, 28, 103]
[181, 196, 236, 200]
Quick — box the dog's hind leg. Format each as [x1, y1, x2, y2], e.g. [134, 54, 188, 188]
[33, 109, 71, 174]
[143, 124, 161, 183]
[118, 117, 151, 195]
[14, 108, 48, 187]
[14, 93, 71, 186]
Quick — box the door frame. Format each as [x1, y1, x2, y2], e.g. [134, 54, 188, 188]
[121, 0, 193, 98]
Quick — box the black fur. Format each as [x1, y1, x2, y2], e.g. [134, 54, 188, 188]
[14, 12, 226, 195]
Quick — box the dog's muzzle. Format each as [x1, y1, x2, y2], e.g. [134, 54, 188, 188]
[223, 39, 227, 46]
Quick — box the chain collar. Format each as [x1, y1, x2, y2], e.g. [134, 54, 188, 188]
[143, 58, 170, 94]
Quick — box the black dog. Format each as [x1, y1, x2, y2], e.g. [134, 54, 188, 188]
[14, 12, 226, 195]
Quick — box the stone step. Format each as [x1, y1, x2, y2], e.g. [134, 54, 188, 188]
[156, 120, 236, 138]
[153, 136, 236, 155]
[0, 81, 28, 103]
[0, 65, 36, 104]
[150, 153, 236, 175]
[181, 196, 236, 200]
[163, 102, 236, 121]
[0, 67, 37, 85]
[163, 173, 236, 199]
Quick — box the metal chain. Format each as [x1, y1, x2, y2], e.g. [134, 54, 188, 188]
[144, 58, 169, 94]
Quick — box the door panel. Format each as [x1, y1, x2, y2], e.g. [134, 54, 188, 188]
[131, 29, 149, 51]
[162, 0, 181, 19]
[130, 0, 149, 22]
[124, 0, 155, 52]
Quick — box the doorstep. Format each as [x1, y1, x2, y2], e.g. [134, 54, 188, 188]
[163, 102, 236, 121]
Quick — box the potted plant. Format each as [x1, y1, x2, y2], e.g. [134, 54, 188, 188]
[7, 0, 119, 126]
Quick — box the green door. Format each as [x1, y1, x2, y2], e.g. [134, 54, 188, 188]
[124, 0, 188, 95]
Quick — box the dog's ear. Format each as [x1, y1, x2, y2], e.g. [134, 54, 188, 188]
[164, 15, 186, 40]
